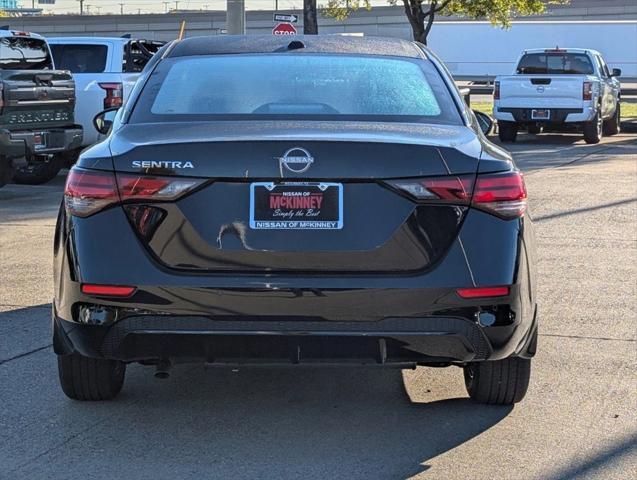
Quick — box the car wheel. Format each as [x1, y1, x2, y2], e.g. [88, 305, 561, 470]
[583, 111, 603, 144]
[0, 155, 15, 188]
[13, 155, 62, 185]
[498, 121, 518, 142]
[463, 356, 531, 405]
[57, 353, 126, 401]
[603, 103, 621, 136]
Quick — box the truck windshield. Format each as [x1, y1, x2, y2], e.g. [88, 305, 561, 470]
[517, 52, 594, 75]
[0, 37, 53, 70]
[131, 54, 462, 125]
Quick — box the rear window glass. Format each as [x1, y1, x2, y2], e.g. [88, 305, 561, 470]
[50, 44, 108, 73]
[517, 52, 594, 75]
[131, 54, 462, 125]
[0, 37, 53, 70]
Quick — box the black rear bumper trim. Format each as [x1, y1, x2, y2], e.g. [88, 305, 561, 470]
[56, 315, 494, 364]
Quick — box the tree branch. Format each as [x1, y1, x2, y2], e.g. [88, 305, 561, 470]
[432, 0, 452, 14]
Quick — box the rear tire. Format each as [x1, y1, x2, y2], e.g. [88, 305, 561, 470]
[498, 121, 518, 142]
[603, 102, 620, 136]
[13, 155, 62, 185]
[0, 156, 15, 188]
[463, 357, 531, 405]
[57, 353, 125, 401]
[583, 112, 603, 144]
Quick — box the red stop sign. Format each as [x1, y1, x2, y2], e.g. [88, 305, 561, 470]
[273, 23, 297, 35]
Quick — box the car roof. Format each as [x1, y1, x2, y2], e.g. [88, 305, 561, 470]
[47, 37, 132, 44]
[0, 29, 45, 40]
[523, 47, 601, 55]
[167, 35, 425, 59]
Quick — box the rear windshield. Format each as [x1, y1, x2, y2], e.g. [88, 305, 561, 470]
[50, 44, 108, 73]
[517, 52, 594, 75]
[131, 54, 462, 125]
[0, 37, 53, 70]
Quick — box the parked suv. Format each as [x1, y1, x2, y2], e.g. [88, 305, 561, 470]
[494, 48, 621, 144]
[48, 36, 165, 157]
[0, 29, 82, 186]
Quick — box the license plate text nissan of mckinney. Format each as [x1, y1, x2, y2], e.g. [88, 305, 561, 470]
[54, 35, 538, 405]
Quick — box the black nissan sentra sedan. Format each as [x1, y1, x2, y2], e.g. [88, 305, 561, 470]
[53, 35, 537, 404]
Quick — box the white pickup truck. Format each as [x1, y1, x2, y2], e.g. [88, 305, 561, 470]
[493, 48, 621, 144]
[47, 36, 164, 158]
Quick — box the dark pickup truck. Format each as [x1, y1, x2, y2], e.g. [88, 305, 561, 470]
[0, 30, 82, 187]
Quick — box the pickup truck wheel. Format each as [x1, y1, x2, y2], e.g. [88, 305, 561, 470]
[603, 103, 620, 136]
[0, 156, 15, 188]
[58, 353, 126, 401]
[498, 121, 518, 142]
[583, 112, 603, 144]
[13, 155, 62, 185]
[464, 357, 531, 405]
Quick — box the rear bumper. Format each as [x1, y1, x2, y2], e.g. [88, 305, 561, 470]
[53, 200, 538, 367]
[494, 107, 594, 123]
[53, 310, 538, 366]
[0, 126, 82, 158]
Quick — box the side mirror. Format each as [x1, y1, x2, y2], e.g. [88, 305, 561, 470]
[473, 110, 494, 136]
[611, 68, 622, 78]
[93, 108, 119, 135]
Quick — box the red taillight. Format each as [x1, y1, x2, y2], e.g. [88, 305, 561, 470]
[457, 286, 509, 299]
[387, 175, 474, 203]
[472, 171, 527, 219]
[64, 169, 118, 218]
[386, 171, 526, 219]
[493, 81, 500, 100]
[64, 168, 204, 218]
[81, 284, 136, 297]
[117, 174, 203, 201]
[99, 82, 123, 109]
[0, 82, 4, 109]
[583, 81, 593, 101]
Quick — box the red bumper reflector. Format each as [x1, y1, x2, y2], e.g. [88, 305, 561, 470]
[457, 286, 510, 299]
[81, 284, 136, 297]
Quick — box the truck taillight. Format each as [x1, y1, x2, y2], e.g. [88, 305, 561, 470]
[386, 171, 527, 220]
[99, 82, 123, 109]
[493, 81, 500, 100]
[64, 168, 205, 218]
[583, 82, 593, 101]
[0, 82, 3, 109]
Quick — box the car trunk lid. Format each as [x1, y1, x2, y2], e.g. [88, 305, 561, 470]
[109, 121, 482, 273]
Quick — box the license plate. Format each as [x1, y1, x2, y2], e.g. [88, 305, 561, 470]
[531, 109, 550, 120]
[250, 182, 343, 230]
[33, 132, 46, 150]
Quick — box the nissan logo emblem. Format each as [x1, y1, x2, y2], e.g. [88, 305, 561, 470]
[277, 147, 314, 174]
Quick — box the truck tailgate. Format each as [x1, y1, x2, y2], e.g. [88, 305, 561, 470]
[1, 70, 75, 130]
[498, 75, 587, 109]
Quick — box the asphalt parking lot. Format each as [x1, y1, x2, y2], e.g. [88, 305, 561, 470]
[1, 132, 635, 479]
